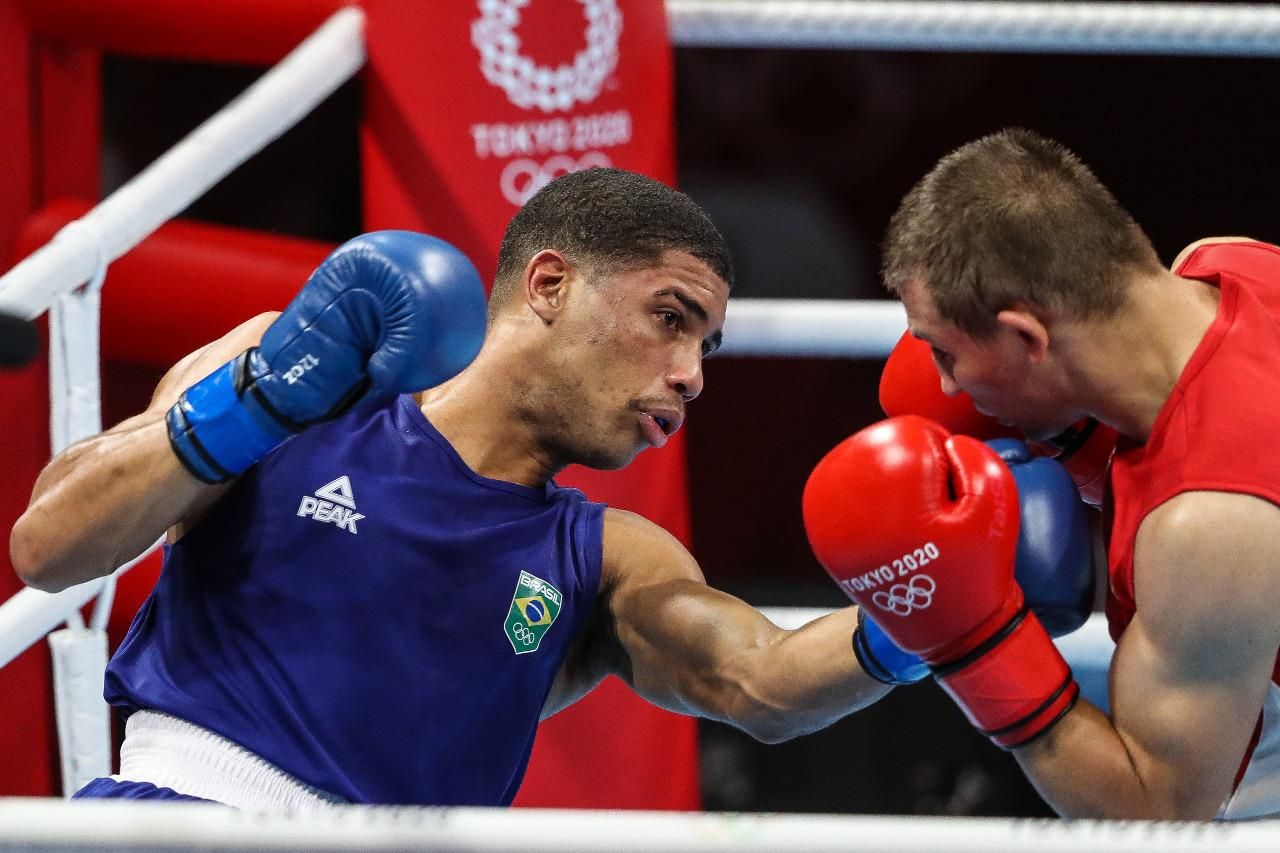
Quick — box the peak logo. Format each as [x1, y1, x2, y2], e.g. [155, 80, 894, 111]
[297, 475, 365, 534]
[472, 0, 622, 113]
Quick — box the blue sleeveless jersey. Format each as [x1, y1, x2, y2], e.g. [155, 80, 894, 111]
[105, 394, 605, 805]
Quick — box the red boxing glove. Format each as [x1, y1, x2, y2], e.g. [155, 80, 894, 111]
[878, 329, 1019, 442]
[879, 331, 1116, 507]
[803, 415, 1078, 748]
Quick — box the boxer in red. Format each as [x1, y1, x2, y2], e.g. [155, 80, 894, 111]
[806, 128, 1280, 819]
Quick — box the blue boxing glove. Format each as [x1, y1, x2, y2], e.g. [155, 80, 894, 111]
[166, 231, 487, 483]
[854, 438, 1094, 685]
[854, 607, 930, 685]
[986, 438, 1094, 635]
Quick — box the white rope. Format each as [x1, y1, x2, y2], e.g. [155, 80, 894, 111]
[719, 299, 905, 358]
[48, 627, 111, 797]
[0, 5, 366, 320]
[0, 542, 159, 672]
[0, 7, 365, 795]
[45, 219, 113, 634]
[667, 1, 1280, 56]
[0, 798, 1272, 852]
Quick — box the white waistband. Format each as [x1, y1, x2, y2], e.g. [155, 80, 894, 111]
[115, 710, 346, 812]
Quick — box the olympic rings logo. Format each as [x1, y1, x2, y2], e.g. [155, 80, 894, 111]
[871, 574, 937, 616]
[472, 0, 622, 114]
[500, 151, 612, 205]
[511, 621, 538, 646]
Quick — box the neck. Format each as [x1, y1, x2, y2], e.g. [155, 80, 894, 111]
[1068, 268, 1220, 441]
[416, 324, 562, 488]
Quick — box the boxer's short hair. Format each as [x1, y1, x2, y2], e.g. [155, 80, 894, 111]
[491, 168, 732, 320]
[881, 128, 1161, 338]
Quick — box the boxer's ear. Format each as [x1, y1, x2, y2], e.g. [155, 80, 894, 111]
[524, 249, 572, 323]
[995, 308, 1049, 365]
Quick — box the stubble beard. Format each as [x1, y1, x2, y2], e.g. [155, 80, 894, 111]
[513, 373, 637, 473]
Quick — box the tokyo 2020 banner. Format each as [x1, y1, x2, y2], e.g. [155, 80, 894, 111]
[362, 0, 698, 810]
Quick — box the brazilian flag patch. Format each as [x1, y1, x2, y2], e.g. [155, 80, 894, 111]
[505, 570, 563, 655]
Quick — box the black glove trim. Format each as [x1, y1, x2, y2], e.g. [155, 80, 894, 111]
[165, 401, 235, 485]
[987, 677, 1080, 751]
[852, 630, 897, 686]
[930, 605, 1029, 678]
[237, 350, 306, 434]
[1042, 417, 1100, 463]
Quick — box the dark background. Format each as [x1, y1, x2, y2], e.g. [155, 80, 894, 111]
[99, 35, 1280, 818]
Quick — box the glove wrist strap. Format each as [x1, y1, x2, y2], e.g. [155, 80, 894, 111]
[852, 628, 901, 686]
[854, 609, 929, 686]
[933, 609, 1079, 750]
[166, 355, 294, 484]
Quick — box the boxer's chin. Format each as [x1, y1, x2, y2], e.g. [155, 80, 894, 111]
[1021, 422, 1070, 445]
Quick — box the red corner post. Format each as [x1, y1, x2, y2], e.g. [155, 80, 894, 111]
[0, 0, 343, 795]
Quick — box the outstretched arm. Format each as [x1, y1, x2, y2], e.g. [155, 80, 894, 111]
[545, 508, 891, 742]
[9, 313, 276, 592]
[1015, 491, 1280, 818]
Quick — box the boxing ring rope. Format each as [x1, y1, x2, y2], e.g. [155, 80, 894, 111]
[666, 1, 1280, 56]
[0, 2, 365, 649]
[0, 6, 364, 320]
[719, 299, 906, 358]
[0, 7, 364, 636]
[0, 799, 1274, 853]
[0, 0, 1269, 847]
[0, 3, 367, 796]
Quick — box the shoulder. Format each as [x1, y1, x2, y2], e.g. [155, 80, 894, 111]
[1139, 489, 1280, 552]
[1170, 237, 1259, 273]
[601, 508, 705, 592]
[1135, 490, 1280, 645]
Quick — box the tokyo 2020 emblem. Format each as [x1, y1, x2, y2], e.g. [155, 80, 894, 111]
[472, 0, 623, 113]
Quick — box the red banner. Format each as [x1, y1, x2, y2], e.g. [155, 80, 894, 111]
[362, 0, 699, 809]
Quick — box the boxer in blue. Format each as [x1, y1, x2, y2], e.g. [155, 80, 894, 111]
[12, 168, 1092, 809]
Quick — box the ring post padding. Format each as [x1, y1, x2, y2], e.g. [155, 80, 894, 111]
[16, 0, 348, 65]
[0, 6, 365, 322]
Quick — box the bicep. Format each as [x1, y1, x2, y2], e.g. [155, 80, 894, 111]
[613, 576, 784, 721]
[1108, 493, 1280, 814]
[543, 575, 783, 722]
[1107, 611, 1275, 814]
[594, 509, 786, 722]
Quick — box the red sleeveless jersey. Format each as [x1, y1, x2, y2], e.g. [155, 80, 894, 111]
[1104, 241, 1280, 818]
[1106, 241, 1280, 643]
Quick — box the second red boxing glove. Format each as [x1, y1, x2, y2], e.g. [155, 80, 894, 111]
[879, 330, 1115, 506]
[803, 415, 1078, 748]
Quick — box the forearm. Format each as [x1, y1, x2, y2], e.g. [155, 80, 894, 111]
[10, 413, 214, 591]
[1015, 701, 1215, 820]
[733, 607, 892, 742]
